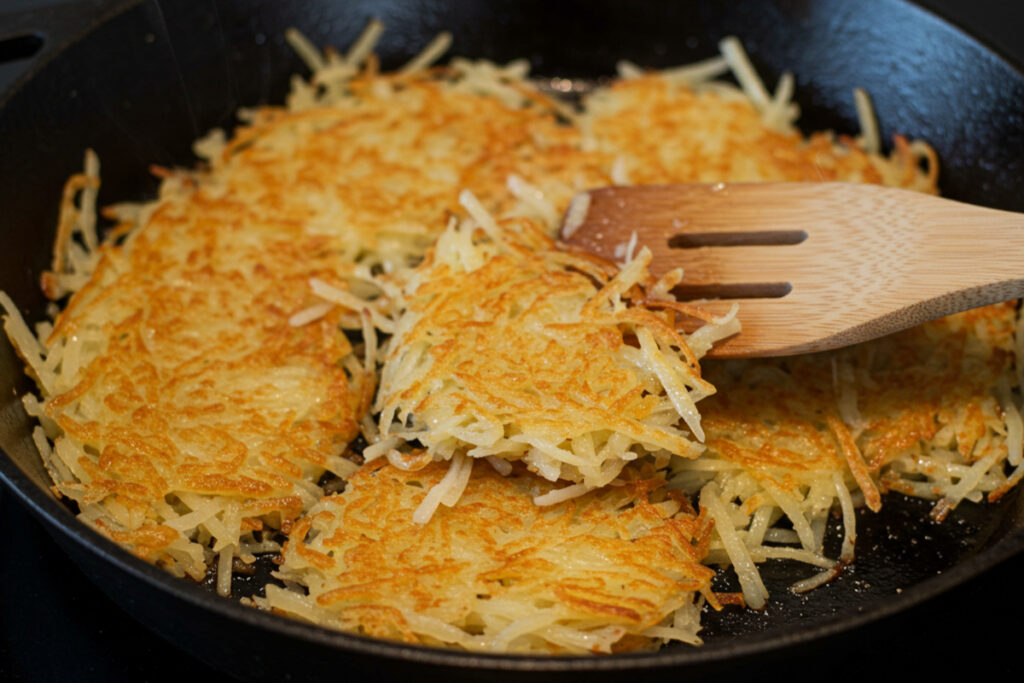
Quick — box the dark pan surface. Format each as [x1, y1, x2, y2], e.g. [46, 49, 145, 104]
[2, 1, 1024, 680]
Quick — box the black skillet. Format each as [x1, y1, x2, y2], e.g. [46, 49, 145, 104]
[2, 1, 1024, 680]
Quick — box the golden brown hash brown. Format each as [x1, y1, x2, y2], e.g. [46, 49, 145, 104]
[376, 214, 721, 491]
[670, 302, 1018, 597]
[580, 74, 937, 192]
[33, 178, 374, 577]
[689, 302, 1015, 508]
[203, 64, 610, 272]
[264, 458, 714, 653]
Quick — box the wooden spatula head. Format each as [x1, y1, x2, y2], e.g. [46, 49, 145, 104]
[561, 182, 1024, 358]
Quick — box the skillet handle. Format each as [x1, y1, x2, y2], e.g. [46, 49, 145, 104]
[0, 0, 124, 96]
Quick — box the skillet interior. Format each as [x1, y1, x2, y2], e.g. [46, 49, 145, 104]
[2, 0, 1024, 679]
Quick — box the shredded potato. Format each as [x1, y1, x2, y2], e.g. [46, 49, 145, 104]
[259, 458, 714, 654]
[673, 302, 1017, 601]
[3, 149, 373, 584]
[2, 21, 1021, 650]
[375, 204, 732, 519]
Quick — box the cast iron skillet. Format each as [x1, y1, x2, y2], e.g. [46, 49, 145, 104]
[2, 1, 1024, 680]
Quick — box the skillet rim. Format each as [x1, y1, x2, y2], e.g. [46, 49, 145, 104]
[2, 0, 1024, 673]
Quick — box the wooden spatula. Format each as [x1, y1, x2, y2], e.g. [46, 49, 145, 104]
[560, 182, 1024, 358]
